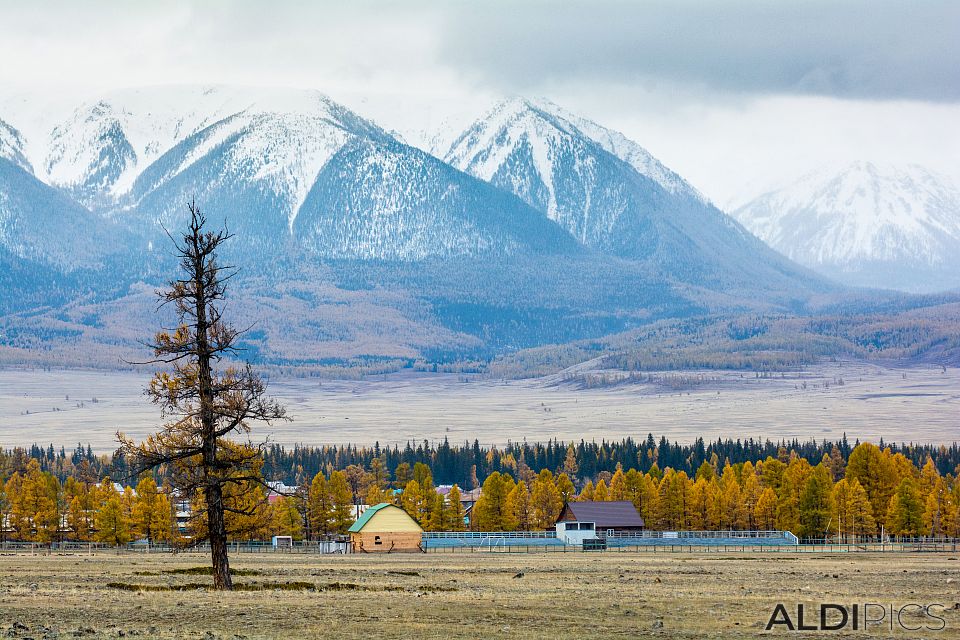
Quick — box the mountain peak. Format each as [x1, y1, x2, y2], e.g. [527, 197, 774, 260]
[734, 162, 960, 292]
[33, 85, 390, 207]
[447, 97, 703, 204]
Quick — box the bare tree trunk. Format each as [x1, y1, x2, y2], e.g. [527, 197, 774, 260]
[191, 221, 234, 590]
[207, 483, 232, 590]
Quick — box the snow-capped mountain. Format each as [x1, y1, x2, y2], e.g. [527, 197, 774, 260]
[445, 98, 702, 203]
[5, 86, 574, 262]
[445, 98, 815, 291]
[292, 137, 580, 260]
[732, 162, 960, 292]
[38, 86, 386, 208]
[0, 85, 850, 365]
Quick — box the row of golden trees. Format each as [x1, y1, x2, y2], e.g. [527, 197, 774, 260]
[3, 443, 959, 543]
[0, 459, 173, 544]
[428, 442, 960, 539]
[0, 460, 358, 544]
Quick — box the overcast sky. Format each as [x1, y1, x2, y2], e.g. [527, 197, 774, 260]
[1, 0, 957, 205]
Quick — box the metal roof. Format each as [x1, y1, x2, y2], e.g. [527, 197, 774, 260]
[347, 503, 394, 533]
[561, 501, 645, 527]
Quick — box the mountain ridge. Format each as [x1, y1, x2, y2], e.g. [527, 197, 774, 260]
[9, 85, 945, 370]
[733, 161, 960, 292]
[444, 97, 823, 295]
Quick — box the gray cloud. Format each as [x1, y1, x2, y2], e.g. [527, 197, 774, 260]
[436, 0, 960, 102]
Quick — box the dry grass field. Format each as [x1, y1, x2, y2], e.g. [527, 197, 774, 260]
[1, 361, 958, 450]
[0, 551, 958, 639]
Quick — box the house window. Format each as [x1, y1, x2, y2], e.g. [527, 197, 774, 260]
[374, 536, 382, 545]
[581, 523, 594, 530]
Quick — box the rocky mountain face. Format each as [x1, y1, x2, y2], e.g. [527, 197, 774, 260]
[733, 162, 960, 292]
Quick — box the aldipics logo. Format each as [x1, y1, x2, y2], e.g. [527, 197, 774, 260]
[765, 603, 947, 632]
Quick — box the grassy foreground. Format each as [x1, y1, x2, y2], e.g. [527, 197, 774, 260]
[0, 551, 958, 638]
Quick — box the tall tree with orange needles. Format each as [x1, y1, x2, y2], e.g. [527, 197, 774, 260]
[119, 202, 286, 590]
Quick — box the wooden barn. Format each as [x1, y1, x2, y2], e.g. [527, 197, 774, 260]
[555, 501, 645, 544]
[348, 503, 424, 553]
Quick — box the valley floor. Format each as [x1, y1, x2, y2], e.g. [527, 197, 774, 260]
[0, 551, 957, 639]
[0, 361, 958, 450]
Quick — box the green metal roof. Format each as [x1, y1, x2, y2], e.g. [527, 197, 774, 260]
[347, 502, 393, 533]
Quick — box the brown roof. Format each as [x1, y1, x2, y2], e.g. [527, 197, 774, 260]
[559, 501, 645, 528]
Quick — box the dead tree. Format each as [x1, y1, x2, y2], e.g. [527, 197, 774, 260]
[119, 201, 286, 589]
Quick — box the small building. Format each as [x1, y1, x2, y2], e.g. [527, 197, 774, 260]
[272, 535, 293, 548]
[348, 503, 423, 553]
[555, 501, 645, 545]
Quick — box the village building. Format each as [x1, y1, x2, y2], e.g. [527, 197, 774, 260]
[348, 503, 424, 553]
[555, 501, 645, 545]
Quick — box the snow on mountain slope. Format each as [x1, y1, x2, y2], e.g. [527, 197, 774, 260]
[444, 97, 715, 248]
[534, 100, 705, 202]
[293, 137, 580, 260]
[129, 107, 387, 234]
[445, 98, 820, 293]
[732, 162, 960, 292]
[36, 86, 388, 210]
[106, 89, 572, 262]
[0, 157, 126, 271]
[0, 119, 32, 174]
[445, 98, 703, 209]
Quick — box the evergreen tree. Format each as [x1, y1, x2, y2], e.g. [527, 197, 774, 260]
[754, 488, 778, 530]
[307, 473, 334, 538]
[886, 477, 924, 536]
[95, 491, 130, 546]
[531, 470, 563, 530]
[473, 472, 512, 531]
[798, 465, 835, 539]
[555, 473, 576, 504]
[594, 479, 610, 501]
[506, 480, 532, 531]
[329, 471, 355, 533]
[131, 476, 173, 543]
[269, 496, 304, 540]
[446, 485, 466, 531]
